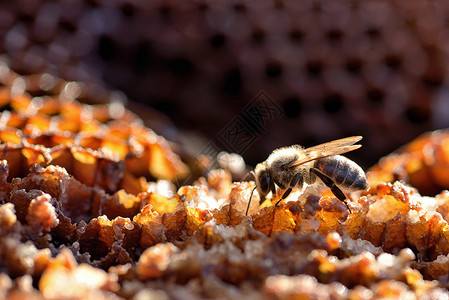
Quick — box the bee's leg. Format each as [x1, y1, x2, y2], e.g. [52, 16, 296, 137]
[275, 188, 291, 206]
[310, 168, 345, 199]
[270, 180, 277, 199]
[275, 173, 301, 206]
[310, 168, 352, 213]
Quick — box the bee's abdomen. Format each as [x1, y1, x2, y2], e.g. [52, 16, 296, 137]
[314, 156, 368, 191]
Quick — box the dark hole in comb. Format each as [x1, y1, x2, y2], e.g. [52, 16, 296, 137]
[283, 97, 302, 118]
[59, 20, 77, 33]
[167, 58, 194, 76]
[98, 35, 116, 61]
[241, 106, 265, 134]
[323, 93, 344, 113]
[158, 5, 173, 21]
[17, 11, 34, 24]
[265, 62, 283, 78]
[365, 27, 381, 39]
[153, 99, 177, 115]
[289, 29, 304, 43]
[120, 3, 136, 18]
[405, 106, 430, 123]
[79, 237, 110, 261]
[306, 60, 323, 77]
[233, 3, 247, 12]
[197, 3, 209, 11]
[27, 135, 59, 148]
[366, 89, 385, 104]
[251, 29, 266, 45]
[326, 29, 343, 42]
[0, 103, 13, 112]
[384, 55, 402, 70]
[85, 0, 99, 8]
[210, 33, 226, 48]
[133, 42, 153, 74]
[223, 68, 242, 95]
[346, 58, 362, 74]
[421, 74, 443, 88]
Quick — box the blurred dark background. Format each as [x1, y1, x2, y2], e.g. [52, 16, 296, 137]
[1, 0, 449, 169]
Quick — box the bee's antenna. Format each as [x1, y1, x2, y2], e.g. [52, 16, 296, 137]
[242, 170, 256, 181]
[250, 170, 255, 179]
[246, 186, 257, 216]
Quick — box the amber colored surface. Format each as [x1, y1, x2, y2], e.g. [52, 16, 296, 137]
[369, 130, 449, 196]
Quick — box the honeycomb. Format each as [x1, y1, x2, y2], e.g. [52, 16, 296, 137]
[369, 129, 449, 196]
[2, 1, 449, 298]
[0, 60, 449, 298]
[2, 0, 449, 167]
[0, 60, 189, 192]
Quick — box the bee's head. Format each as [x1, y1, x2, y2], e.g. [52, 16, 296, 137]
[254, 162, 271, 199]
[246, 162, 271, 216]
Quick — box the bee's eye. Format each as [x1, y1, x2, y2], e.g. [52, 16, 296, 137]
[258, 171, 271, 195]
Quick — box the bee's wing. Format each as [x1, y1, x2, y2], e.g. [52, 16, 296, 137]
[290, 136, 362, 168]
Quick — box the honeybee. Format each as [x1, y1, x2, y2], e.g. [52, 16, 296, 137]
[246, 136, 368, 215]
